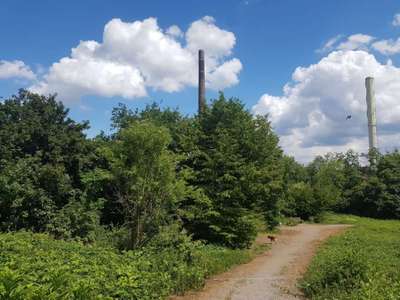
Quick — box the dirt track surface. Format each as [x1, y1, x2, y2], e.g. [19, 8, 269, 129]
[171, 224, 349, 300]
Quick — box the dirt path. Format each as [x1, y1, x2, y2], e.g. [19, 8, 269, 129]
[171, 224, 349, 300]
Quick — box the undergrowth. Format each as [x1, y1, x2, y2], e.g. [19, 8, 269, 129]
[0, 231, 267, 300]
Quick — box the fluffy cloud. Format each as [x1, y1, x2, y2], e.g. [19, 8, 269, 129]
[31, 16, 241, 103]
[207, 58, 242, 90]
[336, 34, 375, 51]
[253, 50, 400, 162]
[186, 16, 235, 58]
[0, 60, 36, 80]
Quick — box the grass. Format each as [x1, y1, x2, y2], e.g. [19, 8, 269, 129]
[301, 213, 400, 300]
[0, 231, 269, 300]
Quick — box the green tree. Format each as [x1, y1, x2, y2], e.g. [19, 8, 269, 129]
[336, 150, 365, 214]
[109, 102, 217, 246]
[286, 182, 316, 220]
[185, 94, 284, 248]
[376, 150, 400, 218]
[279, 156, 308, 216]
[308, 154, 346, 212]
[0, 90, 95, 235]
[359, 151, 400, 219]
[87, 121, 184, 249]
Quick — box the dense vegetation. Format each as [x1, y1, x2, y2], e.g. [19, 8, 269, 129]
[0, 90, 285, 249]
[281, 150, 400, 221]
[0, 89, 399, 299]
[0, 228, 267, 299]
[302, 214, 400, 300]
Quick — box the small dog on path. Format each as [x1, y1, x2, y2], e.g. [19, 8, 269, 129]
[267, 235, 276, 242]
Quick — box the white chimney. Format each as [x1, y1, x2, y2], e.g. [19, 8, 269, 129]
[365, 77, 378, 152]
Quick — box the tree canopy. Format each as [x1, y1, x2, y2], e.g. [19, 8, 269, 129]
[0, 90, 399, 250]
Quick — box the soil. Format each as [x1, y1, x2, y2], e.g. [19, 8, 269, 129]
[170, 224, 349, 300]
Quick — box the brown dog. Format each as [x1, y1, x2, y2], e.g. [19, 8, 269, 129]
[267, 235, 276, 242]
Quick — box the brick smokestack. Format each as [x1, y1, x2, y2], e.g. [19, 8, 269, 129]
[198, 49, 206, 114]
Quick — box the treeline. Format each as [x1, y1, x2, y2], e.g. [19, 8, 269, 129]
[282, 150, 400, 221]
[0, 90, 399, 250]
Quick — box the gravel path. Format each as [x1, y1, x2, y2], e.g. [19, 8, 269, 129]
[171, 224, 349, 300]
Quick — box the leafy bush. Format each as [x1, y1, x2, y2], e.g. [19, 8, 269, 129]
[47, 197, 104, 242]
[285, 182, 317, 220]
[0, 230, 262, 299]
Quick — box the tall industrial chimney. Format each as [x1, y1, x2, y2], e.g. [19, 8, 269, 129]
[365, 77, 378, 153]
[198, 49, 206, 114]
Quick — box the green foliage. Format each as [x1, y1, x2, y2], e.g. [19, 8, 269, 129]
[0, 90, 94, 236]
[321, 150, 400, 220]
[281, 152, 351, 221]
[0, 230, 261, 299]
[303, 247, 369, 295]
[308, 153, 346, 211]
[47, 197, 104, 243]
[87, 121, 184, 249]
[358, 151, 400, 219]
[285, 182, 318, 220]
[281, 155, 308, 186]
[337, 150, 365, 211]
[302, 214, 400, 299]
[0, 156, 56, 231]
[4, 90, 400, 299]
[110, 97, 284, 248]
[183, 94, 283, 247]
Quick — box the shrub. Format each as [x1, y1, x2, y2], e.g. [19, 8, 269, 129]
[0, 230, 262, 299]
[286, 182, 317, 220]
[47, 197, 104, 242]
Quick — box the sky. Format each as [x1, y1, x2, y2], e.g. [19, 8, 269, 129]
[1, 0, 400, 162]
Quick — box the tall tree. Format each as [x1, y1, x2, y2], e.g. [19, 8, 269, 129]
[87, 121, 184, 249]
[0, 90, 94, 233]
[185, 94, 284, 248]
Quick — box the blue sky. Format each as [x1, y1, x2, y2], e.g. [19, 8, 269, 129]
[1, 0, 400, 161]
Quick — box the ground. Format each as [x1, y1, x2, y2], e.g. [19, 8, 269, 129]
[171, 224, 349, 300]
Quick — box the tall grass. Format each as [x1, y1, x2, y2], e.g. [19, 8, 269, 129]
[301, 213, 400, 300]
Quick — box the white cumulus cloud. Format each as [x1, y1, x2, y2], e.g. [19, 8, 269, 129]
[0, 60, 36, 80]
[253, 50, 400, 162]
[186, 16, 235, 58]
[30, 16, 241, 103]
[207, 58, 242, 90]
